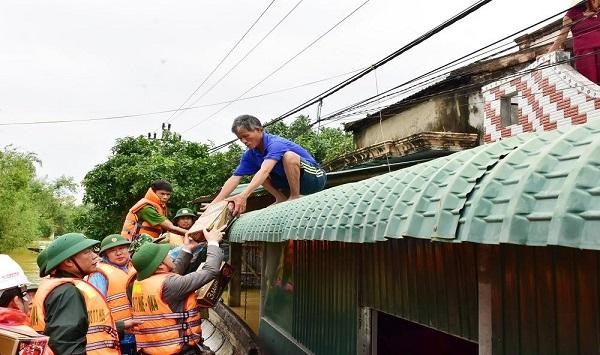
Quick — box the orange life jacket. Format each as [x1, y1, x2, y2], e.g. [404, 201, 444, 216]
[131, 273, 202, 354]
[122, 188, 167, 240]
[30, 277, 120, 354]
[90, 262, 137, 322]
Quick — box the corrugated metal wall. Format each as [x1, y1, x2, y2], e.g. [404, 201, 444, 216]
[293, 241, 359, 355]
[360, 239, 479, 342]
[490, 245, 600, 355]
[287, 239, 479, 354]
[262, 239, 600, 355]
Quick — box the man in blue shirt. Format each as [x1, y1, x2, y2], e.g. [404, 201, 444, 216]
[212, 114, 326, 215]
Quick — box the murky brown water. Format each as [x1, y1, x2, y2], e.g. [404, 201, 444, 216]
[7, 243, 48, 285]
[230, 288, 260, 334]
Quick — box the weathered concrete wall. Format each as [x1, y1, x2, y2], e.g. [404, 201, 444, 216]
[353, 100, 437, 148]
[482, 51, 600, 142]
[353, 93, 482, 149]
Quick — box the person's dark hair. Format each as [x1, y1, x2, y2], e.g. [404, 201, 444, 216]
[0, 287, 23, 307]
[150, 180, 172, 192]
[231, 115, 263, 133]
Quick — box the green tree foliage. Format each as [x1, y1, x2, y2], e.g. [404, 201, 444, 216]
[78, 132, 243, 240]
[0, 147, 79, 251]
[266, 115, 353, 164]
[78, 117, 352, 240]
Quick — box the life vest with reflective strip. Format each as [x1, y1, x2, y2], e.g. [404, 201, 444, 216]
[30, 277, 120, 354]
[131, 273, 202, 354]
[122, 188, 167, 240]
[91, 262, 137, 322]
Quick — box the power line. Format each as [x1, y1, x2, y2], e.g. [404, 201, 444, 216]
[171, 0, 305, 123]
[316, 7, 589, 124]
[0, 68, 363, 127]
[314, 9, 572, 126]
[182, 0, 373, 134]
[207, 0, 494, 152]
[164, 0, 276, 123]
[318, 50, 600, 128]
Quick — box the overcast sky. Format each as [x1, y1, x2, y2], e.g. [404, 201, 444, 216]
[0, 0, 567, 198]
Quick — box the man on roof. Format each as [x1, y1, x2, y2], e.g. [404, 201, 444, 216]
[122, 180, 189, 241]
[211, 115, 326, 216]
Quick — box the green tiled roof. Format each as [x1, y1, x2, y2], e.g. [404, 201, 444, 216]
[229, 120, 600, 250]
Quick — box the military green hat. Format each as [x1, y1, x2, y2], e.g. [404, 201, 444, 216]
[26, 283, 39, 292]
[129, 234, 154, 254]
[36, 248, 49, 277]
[99, 234, 131, 255]
[173, 208, 197, 221]
[131, 242, 171, 281]
[45, 233, 99, 273]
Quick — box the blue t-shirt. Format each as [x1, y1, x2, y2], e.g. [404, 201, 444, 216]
[233, 133, 318, 178]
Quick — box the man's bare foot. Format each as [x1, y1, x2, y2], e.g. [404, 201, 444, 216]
[288, 195, 301, 201]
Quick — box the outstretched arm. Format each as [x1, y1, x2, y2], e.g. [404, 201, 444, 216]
[212, 175, 243, 203]
[549, 16, 572, 52]
[231, 159, 277, 215]
[159, 219, 189, 236]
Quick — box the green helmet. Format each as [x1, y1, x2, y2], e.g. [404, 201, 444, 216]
[36, 248, 49, 277]
[45, 233, 100, 273]
[173, 208, 196, 221]
[129, 234, 153, 254]
[99, 234, 131, 255]
[132, 242, 171, 281]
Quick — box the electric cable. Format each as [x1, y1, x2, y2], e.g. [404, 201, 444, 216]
[164, 0, 276, 123]
[206, 0, 496, 152]
[318, 50, 600, 128]
[315, 8, 577, 126]
[0, 68, 363, 127]
[317, 12, 596, 124]
[181, 0, 373, 134]
[171, 0, 305, 122]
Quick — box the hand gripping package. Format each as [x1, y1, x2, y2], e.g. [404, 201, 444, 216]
[196, 262, 234, 308]
[187, 200, 236, 242]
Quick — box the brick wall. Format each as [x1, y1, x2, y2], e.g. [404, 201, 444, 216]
[482, 51, 600, 143]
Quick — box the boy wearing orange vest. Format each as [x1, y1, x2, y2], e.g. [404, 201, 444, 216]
[131, 226, 225, 355]
[122, 180, 189, 241]
[88, 234, 137, 354]
[30, 233, 140, 354]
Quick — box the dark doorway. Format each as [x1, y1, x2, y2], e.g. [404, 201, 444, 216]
[376, 311, 478, 355]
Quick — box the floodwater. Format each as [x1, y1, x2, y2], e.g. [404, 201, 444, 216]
[8, 246, 43, 284]
[230, 288, 260, 334]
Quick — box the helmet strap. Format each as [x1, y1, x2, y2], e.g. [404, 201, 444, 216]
[70, 257, 86, 277]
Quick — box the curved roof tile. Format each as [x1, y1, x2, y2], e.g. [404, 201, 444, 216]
[229, 120, 600, 250]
